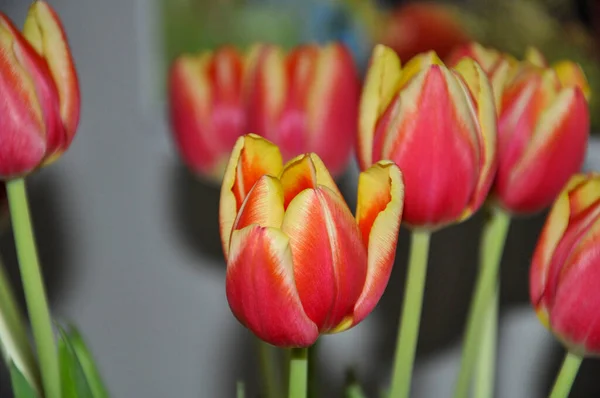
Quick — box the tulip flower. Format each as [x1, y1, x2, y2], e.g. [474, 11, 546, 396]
[0, 1, 80, 179]
[219, 134, 403, 347]
[530, 173, 600, 356]
[492, 58, 590, 215]
[169, 43, 360, 182]
[358, 45, 497, 229]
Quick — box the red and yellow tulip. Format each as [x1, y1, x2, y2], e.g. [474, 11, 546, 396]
[530, 174, 600, 356]
[358, 45, 497, 229]
[0, 1, 80, 179]
[169, 43, 359, 182]
[219, 134, 403, 347]
[493, 54, 590, 214]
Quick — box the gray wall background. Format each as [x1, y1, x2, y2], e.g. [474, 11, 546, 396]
[1, 0, 600, 397]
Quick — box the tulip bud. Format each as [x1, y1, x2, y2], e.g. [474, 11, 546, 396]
[220, 134, 404, 347]
[530, 174, 600, 356]
[358, 45, 497, 229]
[493, 62, 589, 214]
[169, 43, 360, 182]
[0, 1, 79, 179]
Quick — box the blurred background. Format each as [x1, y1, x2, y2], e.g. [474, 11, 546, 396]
[1, 0, 600, 397]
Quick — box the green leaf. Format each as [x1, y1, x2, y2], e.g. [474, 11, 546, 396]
[58, 327, 96, 398]
[0, 263, 41, 393]
[61, 325, 109, 398]
[9, 361, 39, 398]
[236, 381, 245, 398]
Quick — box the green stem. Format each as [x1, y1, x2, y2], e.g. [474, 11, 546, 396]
[288, 347, 308, 398]
[549, 352, 582, 398]
[454, 208, 510, 398]
[0, 255, 40, 393]
[6, 178, 60, 398]
[258, 339, 280, 398]
[307, 341, 318, 398]
[389, 230, 431, 398]
[473, 285, 499, 398]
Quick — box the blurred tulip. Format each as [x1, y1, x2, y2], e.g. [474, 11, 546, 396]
[0, 1, 79, 179]
[379, 2, 470, 63]
[358, 45, 497, 229]
[530, 174, 600, 356]
[169, 42, 360, 182]
[493, 58, 590, 214]
[219, 134, 403, 347]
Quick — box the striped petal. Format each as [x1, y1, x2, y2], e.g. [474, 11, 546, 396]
[446, 42, 502, 73]
[23, 1, 80, 140]
[358, 45, 403, 169]
[244, 44, 286, 142]
[553, 60, 591, 101]
[279, 153, 342, 208]
[349, 161, 404, 327]
[379, 65, 479, 227]
[497, 86, 589, 214]
[396, 50, 444, 90]
[233, 175, 284, 231]
[226, 225, 319, 347]
[530, 175, 594, 324]
[452, 58, 498, 220]
[302, 43, 359, 176]
[281, 186, 367, 331]
[219, 135, 283, 258]
[547, 208, 600, 355]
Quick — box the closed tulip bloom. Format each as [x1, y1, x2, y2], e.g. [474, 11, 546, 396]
[493, 60, 589, 214]
[169, 43, 359, 182]
[0, 1, 80, 179]
[530, 174, 600, 356]
[219, 134, 403, 347]
[358, 45, 497, 229]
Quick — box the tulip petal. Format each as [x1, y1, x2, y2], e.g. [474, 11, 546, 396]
[281, 186, 367, 331]
[379, 65, 479, 227]
[358, 45, 402, 169]
[524, 47, 548, 68]
[350, 161, 404, 327]
[303, 43, 358, 175]
[220, 135, 283, 258]
[499, 87, 589, 214]
[168, 54, 218, 176]
[553, 60, 591, 101]
[452, 58, 498, 219]
[396, 50, 444, 90]
[0, 16, 50, 178]
[23, 1, 80, 140]
[244, 44, 286, 141]
[549, 217, 600, 355]
[226, 225, 319, 347]
[446, 42, 501, 73]
[233, 175, 284, 231]
[279, 154, 342, 208]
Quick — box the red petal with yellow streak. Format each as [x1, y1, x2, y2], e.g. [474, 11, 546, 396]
[23, 1, 80, 146]
[219, 135, 283, 259]
[496, 87, 589, 214]
[226, 225, 319, 347]
[279, 154, 342, 209]
[281, 187, 367, 331]
[351, 161, 404, 326]
[0, 15, 52, 178]
[377, 65, 479, 227]
[233, 175, 284, 231]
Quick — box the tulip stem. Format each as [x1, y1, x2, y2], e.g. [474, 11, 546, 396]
[454, 208, 510, 398]
[473, 284, 499, 398]
[389, 230, 431, 398]
[549, 352, 582, 398]
[288, 347, 308, 398]
[258, 339, 281, 398]
[6, 178, 60, 398]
